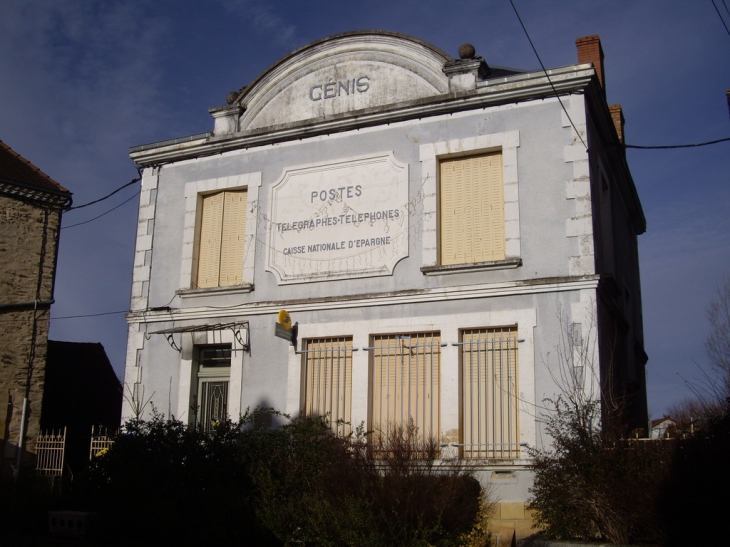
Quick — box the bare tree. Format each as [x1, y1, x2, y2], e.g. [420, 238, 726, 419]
[705, 275, 730, 400]
[664, 396, 724, 437]
[543, 301, 629, 433]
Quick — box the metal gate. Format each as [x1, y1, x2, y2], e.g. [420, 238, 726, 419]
[35, 427, 66, 476]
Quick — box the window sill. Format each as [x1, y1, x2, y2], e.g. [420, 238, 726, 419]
[176, 284, 254, 298]
[421, 257, 521, 276]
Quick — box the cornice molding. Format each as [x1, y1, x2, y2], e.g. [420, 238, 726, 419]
[126, 275, 599, 325]
[130, 66, 594, 166]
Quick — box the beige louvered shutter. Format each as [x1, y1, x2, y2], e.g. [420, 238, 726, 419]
[303, 337, 353, 435]
[484, 153, 505, 261]
[219, 190, 247, 286]
[461, 326, 518, 459]
[410, 332, 440, 440]
[440, 153, 504, 265]
[197, 192, 224, 288]
[440, 160, 460, 265]
[371, 333, 440, 441]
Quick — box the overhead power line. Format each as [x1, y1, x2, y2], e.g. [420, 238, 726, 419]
[508, 0, 588, 151]
[62, 191, 140, 229]
[67, 167, 142, 211]
[712, 0, 730, 39]
[52, 310, 129, 320]
[619, 136, 730, 149]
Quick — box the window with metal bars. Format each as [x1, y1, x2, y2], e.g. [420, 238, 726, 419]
[301, 337, 353, 435]
[370, 332, 440, 440]
[460, 326, 519, 459]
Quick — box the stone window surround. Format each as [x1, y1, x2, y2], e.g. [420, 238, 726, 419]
[177, 329, 247, 423]
[179, 172, 262, 293]
[418, 131, 521, 274]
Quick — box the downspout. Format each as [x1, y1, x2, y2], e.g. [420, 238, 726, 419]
[14, 398, 28, 474]
[16, 207, 50, 477]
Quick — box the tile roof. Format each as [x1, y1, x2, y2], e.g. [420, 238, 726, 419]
[0, 139, 70, 194]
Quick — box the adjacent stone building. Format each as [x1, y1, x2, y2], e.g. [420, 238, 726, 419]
[0, 140, 71, 474]
[124, 32, 648, 537]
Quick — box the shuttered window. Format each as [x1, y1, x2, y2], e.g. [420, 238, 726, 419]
[440, 153, 504, 265]
[302, 337, 353, 435]
[370, 332, 440, 440]
[196, 190, 247, 288]
[461, 326, 519, 459]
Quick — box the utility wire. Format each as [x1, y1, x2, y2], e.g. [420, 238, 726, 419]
[62, 191, 140, 229]
[712, 0, 730, 39]
[724, 0, 730, 19]
[508, 0, 588, 151]
[615, 136, 730, 149]
[51, 310, 129, 320]
[67, 167, 142, 211]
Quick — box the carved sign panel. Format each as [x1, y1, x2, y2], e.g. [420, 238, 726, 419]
[266, 153, 409, 284]
[242, 60, 445, 131]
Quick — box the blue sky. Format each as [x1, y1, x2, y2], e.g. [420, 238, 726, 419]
[1, 0, 728, 417]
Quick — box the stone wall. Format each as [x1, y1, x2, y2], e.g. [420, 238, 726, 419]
[0, 194, 61, 472]
[0, 195, 59, 304]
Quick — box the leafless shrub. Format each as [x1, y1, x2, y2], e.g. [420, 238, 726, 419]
[530, 304, 672, 544]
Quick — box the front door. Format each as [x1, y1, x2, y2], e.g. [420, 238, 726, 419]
[196, 346, 231, 431]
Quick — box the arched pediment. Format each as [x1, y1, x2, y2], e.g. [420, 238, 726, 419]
[236, 31, 453, 131]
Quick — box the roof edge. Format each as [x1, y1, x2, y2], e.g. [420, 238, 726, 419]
[0, 140, 70, 194]
[0, 176, 72, 207]
[130, 64, 594, 164]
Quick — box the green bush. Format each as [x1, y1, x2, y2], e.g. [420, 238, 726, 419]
[74, 409, 490, 547]
[240, 412, 485, 547]
[75, 411, 270, 544]
[527, 397, 673, 544]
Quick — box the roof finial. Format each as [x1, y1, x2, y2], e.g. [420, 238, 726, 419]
[458, 43, 476, 59]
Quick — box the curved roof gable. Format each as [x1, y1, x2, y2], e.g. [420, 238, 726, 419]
[237, 31, 453, 131]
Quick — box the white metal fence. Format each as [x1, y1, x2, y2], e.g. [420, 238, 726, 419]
[89, 425, 116, 459]
[35, 425, 117, 477]
[35, 427, 66, 476]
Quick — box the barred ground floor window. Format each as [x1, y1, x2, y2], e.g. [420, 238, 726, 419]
[297, 324, 523, 460]
[301, 336, 353, 435]
[369, 332, 441, 441]
[460, 326, 519, 459]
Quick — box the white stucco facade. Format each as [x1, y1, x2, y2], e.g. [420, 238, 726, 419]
[123, 31, 648, 535]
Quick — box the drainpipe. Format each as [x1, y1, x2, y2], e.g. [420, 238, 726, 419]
[14, 398, 29, 475]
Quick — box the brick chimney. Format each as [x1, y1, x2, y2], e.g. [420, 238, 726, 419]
[576, 35, 605, 97]
[608, 104, 625, 145]
[577, 35, 624, 145]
